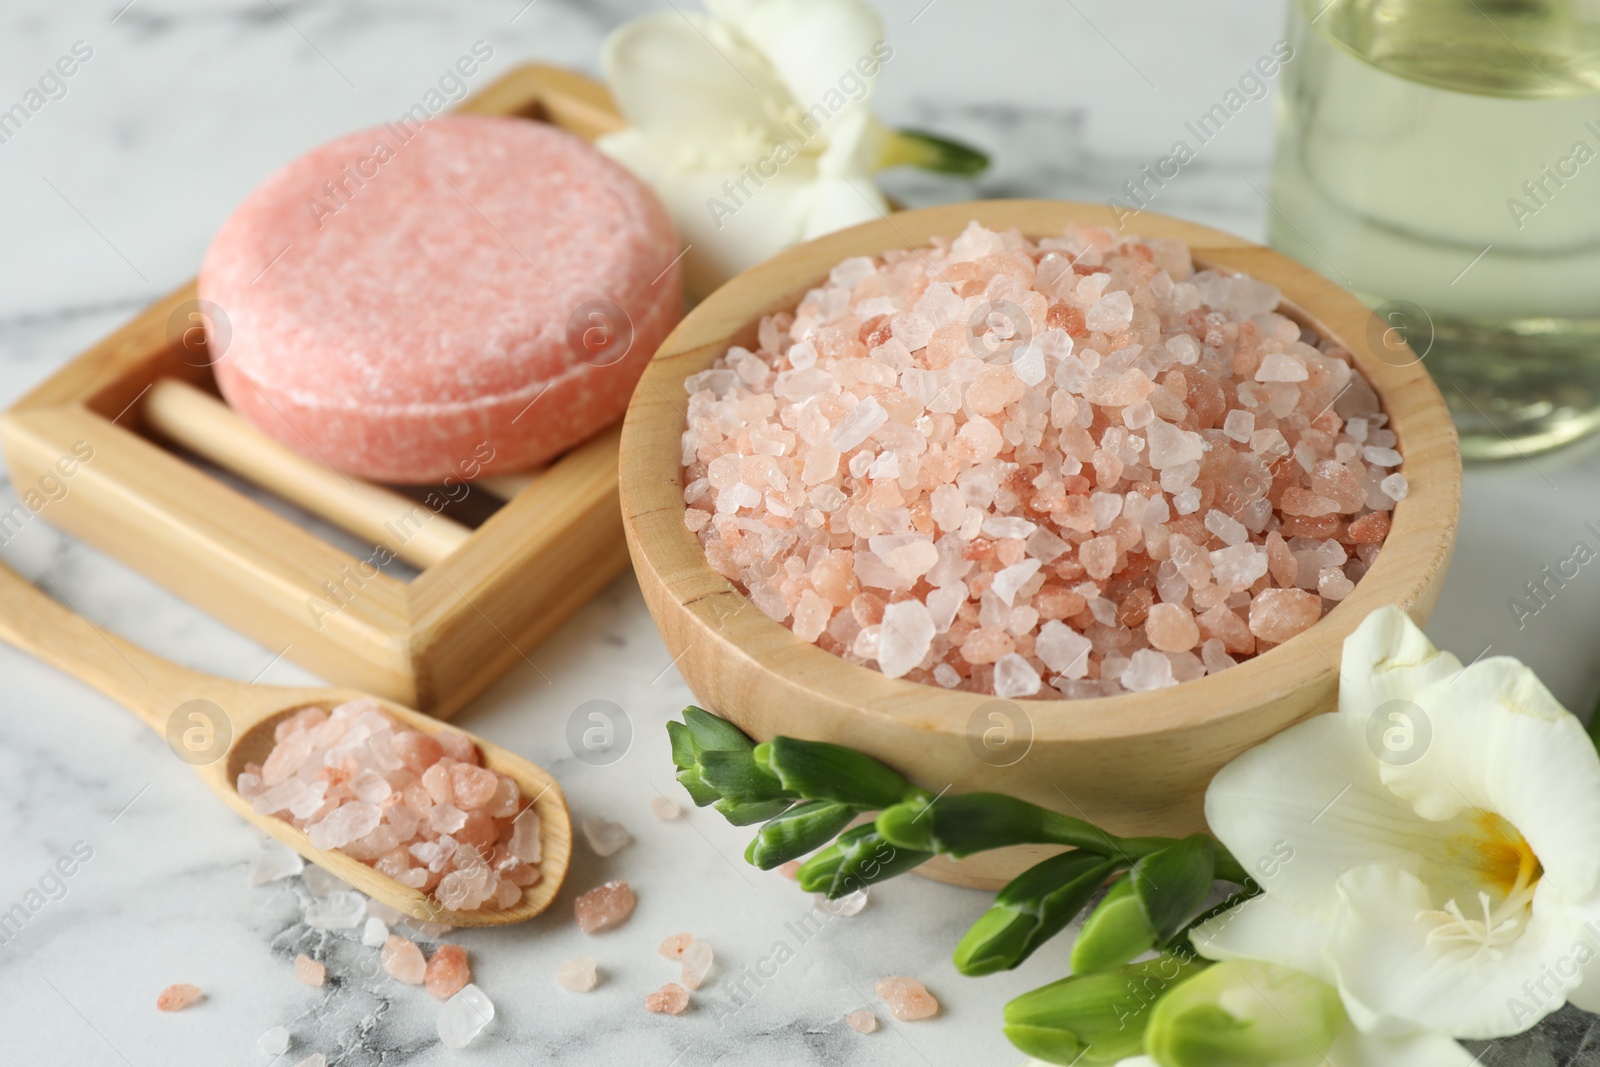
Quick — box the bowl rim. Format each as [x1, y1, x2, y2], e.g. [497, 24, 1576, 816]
[619, 199, 1461, 744]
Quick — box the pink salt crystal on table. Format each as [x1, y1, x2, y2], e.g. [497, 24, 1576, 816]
[658, 932, 692, 960]
[680, 940, 714, 991]
[876, 976, 939, 1021]
[425, 943, 471, 1000]
[201, 115, 683, 483]
[558, 956, 598, 992]
[845, 1009, 879, 1034]
[778, 861, 802, 881]
[681, 222, 1402, 698]
[649, 796, 682, 820]
[646, 982, 690, 1014]
[294, 954, 326, 987]
[156, 983, 204, 1012]
[575, 880, 636, 933]
[381, 934, 426, 984]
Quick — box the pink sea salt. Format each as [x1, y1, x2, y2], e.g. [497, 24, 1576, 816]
[575, 880, 635, 933]
[680, 222, 1401, 697]
[876, 976, 939, 1021]
[156, 983, 204, 1012]
[846, 1008, 879, 1034]
[242, 701, 538, 911]
[425, 943, 471, 1000]
[294, 954, 326, 987]
[646, 982, 690, 1014]
[381, 934, 426, 984]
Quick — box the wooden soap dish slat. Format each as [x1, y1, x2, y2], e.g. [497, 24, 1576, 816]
[141, 378, 473, 570]
[0, 65, 636, 717]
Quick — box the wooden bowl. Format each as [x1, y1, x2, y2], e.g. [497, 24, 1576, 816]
[619, 200, 1460, 889]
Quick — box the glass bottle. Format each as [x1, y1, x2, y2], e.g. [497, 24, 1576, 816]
[1269, 0, 1600, 458]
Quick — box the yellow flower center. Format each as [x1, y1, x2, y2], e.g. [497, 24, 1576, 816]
[1418, 812, 1543, 958]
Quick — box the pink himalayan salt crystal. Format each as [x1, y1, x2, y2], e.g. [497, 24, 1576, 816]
[425, 943, 471, 999]
[659, 932, 693, 960]
[575, 880, 636, 933]
[681, 222, 1401, 698]
[1250, 588, 1323, 644]
[846, 1009, 879, 1034]
[382, 934, 427, 984]
[778, 860, 802, 880]
[294, 954, 326, 987]
[558, 956, 598, 992]
[1146, 603, 1200, 652]
[156, 983, 204, 1011]
[681, 939, 714, 991]
[243, 701, 537, 911]
[650, 795, 682, 820]
[646, 982, 690, 1014]
[876, 976, 939, 1021]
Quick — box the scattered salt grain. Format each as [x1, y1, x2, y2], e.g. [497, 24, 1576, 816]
[258, 1026, 291, 1055]
[303, 891, 366, 931]
[250, 840, 304, 885]
[820, 888, 869, 917]
[575, 880, 636, 933]
[294, 954, 326, 987]
[558, 956, 598, 992]
[646, 982, 690, 1014]
[361, 917, 389, 948]
[582, 815, 635, 858]
[876, 976, 939, 1021]
[650, 796, 682, 820]
[156, 983, 204, 1012]
[681, 940, 714, 990]
[425, 943, 471, 999]
[659, 932, 692, 960]
[437, 983, 494, 1049]
[382, 934, 426, 984]
[846, 1009, 879, 1034]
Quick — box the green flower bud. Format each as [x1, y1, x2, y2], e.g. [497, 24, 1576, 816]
[669, 708, 764, 808]
[879, 128, 991, 175]
[1131, 835, 1216, 943]
[744, 800, 860, 869]
[697, 748, 793, 803]
[1003, 955, 1205, 1065]
[713, 797, 794, 826]
[1070, 876, 1155, 975]
[754, 737, 930, 809]
[796, 823, 932, 899]
[1146, 960, 1345, 1067]
[954, 851, 1115, 976]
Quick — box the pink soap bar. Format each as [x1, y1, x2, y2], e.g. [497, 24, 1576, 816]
[200, 114, 681, 483]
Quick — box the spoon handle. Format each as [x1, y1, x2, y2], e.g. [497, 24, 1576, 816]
[0, 559, 209, 733]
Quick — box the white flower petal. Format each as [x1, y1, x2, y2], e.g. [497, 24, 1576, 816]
[799, 173, 886, 242]
[600, 12, 789, 160]
[1328, 864, 1577, 1039]
[715, 0, 885, 142]
[1205, 713, 1453, 919]
[1338, 605, 1461, 721]
[1328, 1026, 1478, 1067]
[1394, 657, 1600, 896]
[1190, 892, 1336, 983]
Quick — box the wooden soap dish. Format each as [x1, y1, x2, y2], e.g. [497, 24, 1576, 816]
[0, 65, 634, 718]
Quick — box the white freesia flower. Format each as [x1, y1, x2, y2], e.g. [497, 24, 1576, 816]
[1193, 604, 1600, 1051]
[597, 0, 893, 298]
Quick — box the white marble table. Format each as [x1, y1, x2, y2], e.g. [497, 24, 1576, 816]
[1, 2, 1596, 1064]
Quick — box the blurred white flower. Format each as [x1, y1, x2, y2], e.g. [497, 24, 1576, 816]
[597, 0, 982, 298]
[1194, 605, 1600, 1045]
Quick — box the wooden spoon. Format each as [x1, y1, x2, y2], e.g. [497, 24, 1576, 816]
[0, 560, 570, 927]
